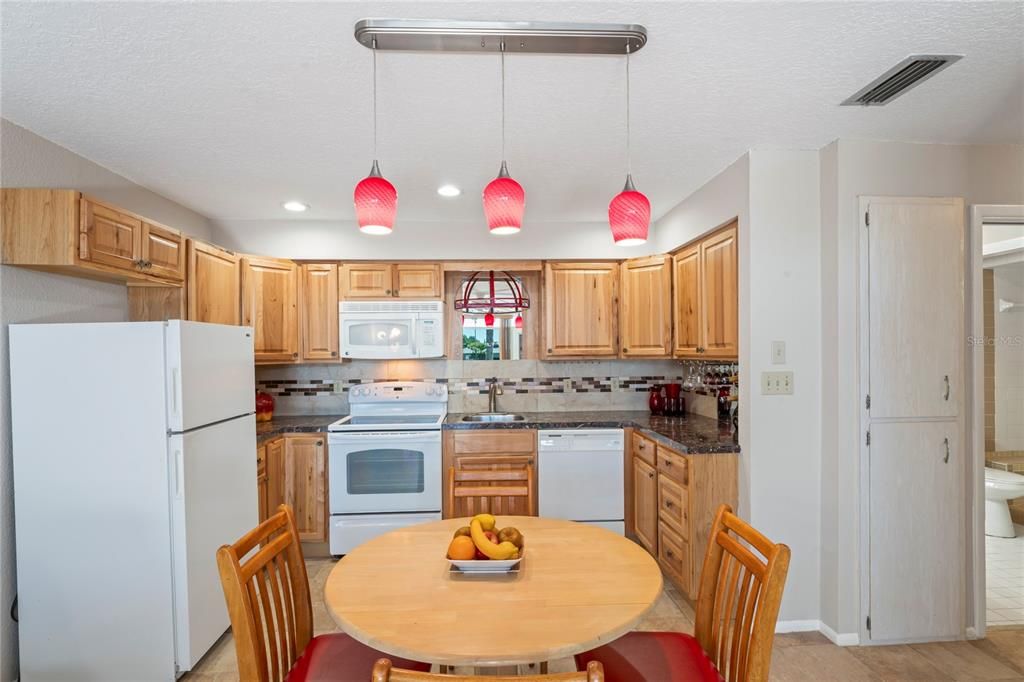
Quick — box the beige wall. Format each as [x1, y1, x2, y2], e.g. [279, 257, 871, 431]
[0, 118, 212, 680]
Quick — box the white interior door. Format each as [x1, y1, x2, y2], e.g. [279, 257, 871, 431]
[867, 198, 964, 419]
[868, 421, 962, 640]
[862, 196, 965, 643]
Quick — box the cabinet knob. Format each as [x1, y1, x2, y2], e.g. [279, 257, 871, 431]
[292, 353, 298, 358]
[638, 442, 645, 450]
[331, 351, 337, 357]
[666, 549, 675, 558]
[623, 347, 629, 352]
[317, 440, 323, 446]
[547, 348, 553, 353]
[386, 289, 392, 295]
[665, 500, 674, 508]
[648, 471, 655, 479]
[664, 459, 673, 466]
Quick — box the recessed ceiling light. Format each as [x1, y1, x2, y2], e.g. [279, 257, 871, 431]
[437, 184, 461, 198]
[282, 200, 309, 212]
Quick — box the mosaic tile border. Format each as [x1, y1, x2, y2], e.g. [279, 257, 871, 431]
[256, 375, 692, 398]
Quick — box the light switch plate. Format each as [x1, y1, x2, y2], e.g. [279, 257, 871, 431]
[761, 371, 794, 395]
[771, 341, 786, 365]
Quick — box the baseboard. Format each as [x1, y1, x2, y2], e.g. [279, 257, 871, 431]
[819, 621, 860, 646]
[775, 619, 821, 633]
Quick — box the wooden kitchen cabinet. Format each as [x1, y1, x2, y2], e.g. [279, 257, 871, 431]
[139, 222, 184, 280]
[256, 442, 269, 524]
[282, 435, 328, 542]
[632, 456, 659, 555]
[619, 254, 672, 357]
[81, 199, 144, 272]
[543, 261, 619, 357]
[265, 436, 285, 512]
[442, 430, 538, 517]
[188, 239, 241, 325]
[299, 263, 340, 362]
[339, 262, 443, 299]
[241, 255, 299, 363]
[673, 221, 738, 359]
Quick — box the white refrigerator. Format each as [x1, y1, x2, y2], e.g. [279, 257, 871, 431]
[10, 321, 258, 681]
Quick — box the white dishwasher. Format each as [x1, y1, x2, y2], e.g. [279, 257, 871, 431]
[538, 429, 625, 535]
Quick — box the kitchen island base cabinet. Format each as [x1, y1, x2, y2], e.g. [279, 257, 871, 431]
[628, 431, 737, 599]
[263, 434, 328, 542]
[442, 430, 538, 518]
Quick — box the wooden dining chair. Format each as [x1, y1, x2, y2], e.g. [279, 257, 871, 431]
[447, 464, 536, 517]
[372, 659, 604, 681]
[574, 504, 791, 682]
[215, 504, 431, 682]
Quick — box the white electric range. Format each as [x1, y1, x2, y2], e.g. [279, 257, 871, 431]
[327, 381, 447, 555]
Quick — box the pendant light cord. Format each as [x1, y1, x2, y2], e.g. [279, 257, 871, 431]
[372, 37, 378, 160]
[625, 42, 631, 176]
[500, 40, 506, 163]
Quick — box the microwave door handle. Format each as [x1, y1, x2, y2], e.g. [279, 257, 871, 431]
[409, 316, 418, 356]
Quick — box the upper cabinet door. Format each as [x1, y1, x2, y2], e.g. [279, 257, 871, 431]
[140, 222, 184, 280]
[620, 255, 672, 357]
[544, 262, 619, 357]
[394, 263, 442, 298]
[339, 263, 394, 298]
[79, 198, 142, 272]
[188, 240, 241, 325]
[866, 198, 963, 419]
[673, 244, 702, 357]
[241, 256, 298, 363]
[700, 223, 738, 358]
[300, 264, 340, 362]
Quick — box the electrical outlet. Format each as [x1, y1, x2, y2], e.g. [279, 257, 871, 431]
[333, 381, 344, 394]
[611, 377, 621, 391]
[563, 378, 573, 392]
[771, 341, 786, 365]
[761, 371, 794, 395]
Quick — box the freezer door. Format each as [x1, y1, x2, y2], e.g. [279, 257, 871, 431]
[169, 414, 258, 670]
[165, 321, 255, 432]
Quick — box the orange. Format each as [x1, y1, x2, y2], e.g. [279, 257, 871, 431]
[446, 535, 476, 560]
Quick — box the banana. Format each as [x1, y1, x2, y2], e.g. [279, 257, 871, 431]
[470, 518, 519, 560]
[472, 513, 496, 532]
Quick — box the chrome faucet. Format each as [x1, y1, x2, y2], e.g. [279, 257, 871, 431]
[487, 380, 504, 413]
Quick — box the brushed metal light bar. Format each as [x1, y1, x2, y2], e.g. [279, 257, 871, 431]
[354, 19, 647, 55]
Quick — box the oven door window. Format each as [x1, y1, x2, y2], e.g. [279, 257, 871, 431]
[346, 321, 412, 349]
[347, 448, 425, 495]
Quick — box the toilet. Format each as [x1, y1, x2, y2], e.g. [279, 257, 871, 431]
[985, 467, 1024, 538]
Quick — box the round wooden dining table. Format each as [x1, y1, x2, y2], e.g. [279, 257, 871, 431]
[324, 516, 663, 668]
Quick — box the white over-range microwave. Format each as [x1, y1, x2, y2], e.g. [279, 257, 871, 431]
[339, 300, 445, 359]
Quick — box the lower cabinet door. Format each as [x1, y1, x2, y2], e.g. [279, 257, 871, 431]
[632, 456, 658, 554]
[282, 435, 328, 542]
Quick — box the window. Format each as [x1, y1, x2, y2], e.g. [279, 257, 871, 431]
[462, 316, 523, 360]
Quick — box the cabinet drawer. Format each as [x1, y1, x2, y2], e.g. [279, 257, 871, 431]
[656, 446, 688, 485]
[658, 475, 689, 540]
[632, 432, 656, 466]
[453, 431, 535, 455]
[658, 523, 690, 592]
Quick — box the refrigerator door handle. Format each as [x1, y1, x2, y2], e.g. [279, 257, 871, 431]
[174, 448, 184, 498]
[171, 367, 182, 419]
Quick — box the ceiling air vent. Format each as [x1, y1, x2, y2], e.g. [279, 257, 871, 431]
[841, 54, 962, 106]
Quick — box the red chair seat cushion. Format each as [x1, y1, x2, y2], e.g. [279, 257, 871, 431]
[574, 631, 723, 682]
[286, 632, 431, 682]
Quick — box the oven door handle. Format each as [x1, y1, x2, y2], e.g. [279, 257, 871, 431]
[329, 430, 441, 442]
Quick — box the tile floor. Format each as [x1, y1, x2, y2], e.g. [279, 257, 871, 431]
[187, 557, 1024, 681]
[987, 524, 1024, 626]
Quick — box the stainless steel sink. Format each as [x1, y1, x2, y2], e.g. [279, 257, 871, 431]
[461, 413, 526, 423]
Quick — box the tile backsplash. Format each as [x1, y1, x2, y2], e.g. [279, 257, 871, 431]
[256, 359, 730, 417]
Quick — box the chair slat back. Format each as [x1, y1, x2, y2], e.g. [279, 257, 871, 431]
[447, 465, 535, 517]
[216, 505, 313, 682]
[694, 504, 791, 682]
[372, 659, 604, 681]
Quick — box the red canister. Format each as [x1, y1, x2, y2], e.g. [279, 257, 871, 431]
[255, 391, 275, 422]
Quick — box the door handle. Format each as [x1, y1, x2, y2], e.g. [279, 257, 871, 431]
[174, 449, 184, 499]
[943, 437, 950, 464]
[943, 375, 950, 401]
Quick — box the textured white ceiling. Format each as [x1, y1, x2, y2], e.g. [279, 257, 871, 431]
[2, 1, 1021, 226]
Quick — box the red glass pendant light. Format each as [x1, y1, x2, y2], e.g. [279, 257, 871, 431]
[483, 44, 524, 235]
[484, 312, 496, 327]
[355, 160, 397, 235]
[608, 43, 649, 245]
[514, 314, 523, 329]
[484, 162, 524, 235]
[354, 38, 396, 235]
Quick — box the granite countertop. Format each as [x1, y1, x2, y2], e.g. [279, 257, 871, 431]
[443, 411, 739, 454]
[256, 415, 345, 444]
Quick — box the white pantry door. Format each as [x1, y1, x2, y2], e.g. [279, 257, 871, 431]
[863, 196, 964, 643]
